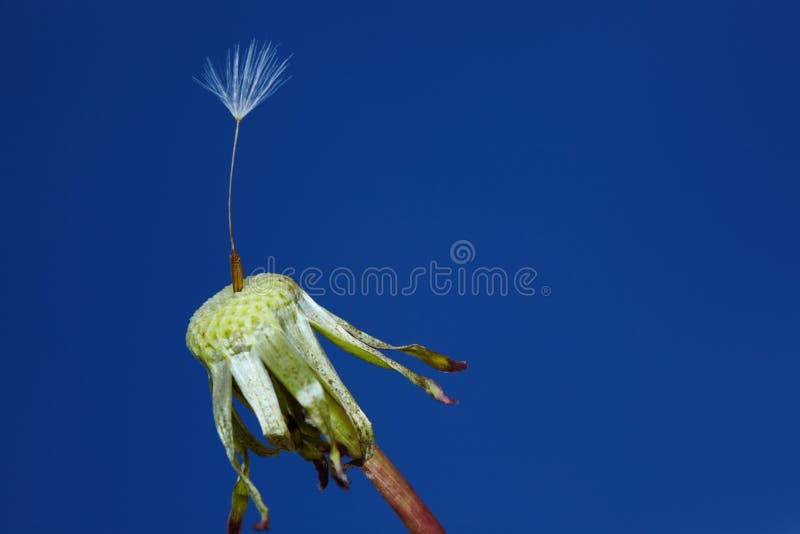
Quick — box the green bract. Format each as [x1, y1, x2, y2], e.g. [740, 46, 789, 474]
[186, 274, 465, 529]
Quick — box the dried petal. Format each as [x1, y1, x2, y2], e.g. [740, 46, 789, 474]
[254, 325, 352, 484]
[277, 306, 375, 459]
[298, 292, 458, 405]
[228, 348, 293, 450]
[208, 361, 271, 526]
[323, 309, 467, 372]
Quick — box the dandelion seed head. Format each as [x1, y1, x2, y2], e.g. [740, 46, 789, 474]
[195, 39, 291, 120]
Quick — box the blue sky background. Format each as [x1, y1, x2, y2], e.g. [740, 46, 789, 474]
[2, 1, 799, 533]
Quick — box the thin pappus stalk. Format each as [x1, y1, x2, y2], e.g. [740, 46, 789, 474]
[228, 118, 241, 252]
[228, 118, 243, 292]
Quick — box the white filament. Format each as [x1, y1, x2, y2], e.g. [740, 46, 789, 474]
[196, 39, 291, 120]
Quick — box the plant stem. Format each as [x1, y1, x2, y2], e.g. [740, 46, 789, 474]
[360, 446, 446, 534]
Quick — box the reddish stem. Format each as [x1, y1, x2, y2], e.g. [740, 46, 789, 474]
[360, 446, 446, 534]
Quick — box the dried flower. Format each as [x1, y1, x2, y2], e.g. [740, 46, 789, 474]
[186, 274, 465, 530]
